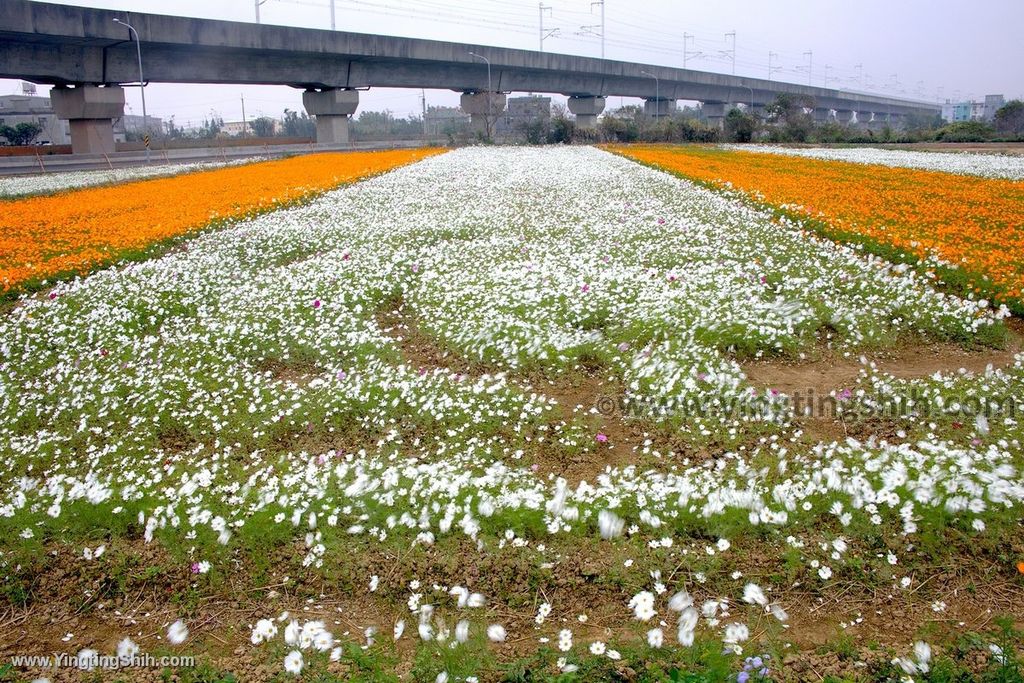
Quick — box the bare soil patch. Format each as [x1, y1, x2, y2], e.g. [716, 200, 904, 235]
[742, 338, 1021, 400]
[3, 534, 1021, 682]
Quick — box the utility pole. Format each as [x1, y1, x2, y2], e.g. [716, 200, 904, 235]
[722, 31, 736, 75]
[683, 33, 701, 69]
[824, 64, 833, 88]
[241, 94, 247, 138]
[330, 0, 336, 29]
[255, 0, 268, 23]
[768, 51, 781, 80]
[538, 3, 557, 51]
[591, 0, 605, 59]
[421, 89, 427, 138]
[803, 50, 813, 86]
[854, 63, 863, 88]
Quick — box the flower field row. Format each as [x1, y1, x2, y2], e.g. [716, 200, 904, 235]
[2, 147, 1022, 678]
[0, 156, 263, 199]
[722, 144, 1024, 180]
[0, 148, 442, 297]
[610, 144, 1024, 313]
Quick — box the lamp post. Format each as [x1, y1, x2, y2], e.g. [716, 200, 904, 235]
[113, 17, 149, 163]
[640, 69, 659, 118]
[467, 51, 493, 139]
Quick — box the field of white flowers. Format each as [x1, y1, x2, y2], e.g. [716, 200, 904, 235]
[722, 144, 1024, 179]
[0, 157, 262, 198]
[1, 147, 1022, 681]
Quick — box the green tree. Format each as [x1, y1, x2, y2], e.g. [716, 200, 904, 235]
[994, 99, 1024, 134]
[935, 120, 994, 142]
[765, 93, 814, 142]
[249, 117, 276, 137]
[280, 109, 315, 138]
[723, 108, 758, 142]
[165, 116, 186, 140]
[192, 115, 224, 140]
[0, 122, 43, 146]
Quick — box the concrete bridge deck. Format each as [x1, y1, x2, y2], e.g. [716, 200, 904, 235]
[0, 0, 939, 153]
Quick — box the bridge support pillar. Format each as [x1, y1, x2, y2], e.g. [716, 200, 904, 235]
[702, 101, 727, 127]
[856, 112, 874, 127]
[812, 108, 832, 123]
[644, 98, 675, 119]
[835, 110, 854, 125]
[567, 95, 606, 129]
[750, 104, 768, 119]
[460, 92, 507, 138]
[49, 84, 125, 155]
[303, 88, 359, 144]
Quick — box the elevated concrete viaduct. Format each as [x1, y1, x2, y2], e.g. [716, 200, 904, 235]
[0, 0, 939, 153]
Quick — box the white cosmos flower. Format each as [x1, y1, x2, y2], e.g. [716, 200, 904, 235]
[668, 590, 693, 612]
[486, 624, 506, 642]
[167, 620, 189, 645]
[647, 628, 664, 648]
[116, 637, 139, 662]
[284, 619, 301, 646]
[629, 591, 657, 621]
[598, 510, 624, 539]
[742, 583, 767, 606]
[251, 618, 278, 644]
[283, 650, 304, 675]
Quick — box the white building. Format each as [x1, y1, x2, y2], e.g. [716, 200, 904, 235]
[941, 94, 1005, 123]
[0, 85, 70, 144]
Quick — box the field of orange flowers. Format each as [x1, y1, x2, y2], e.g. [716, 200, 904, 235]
[0, 148, 442, 296]
[609, 144, 1024, 313]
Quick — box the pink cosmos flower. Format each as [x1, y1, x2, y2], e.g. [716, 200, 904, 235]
[581, 284, 590, 293]
[190, 562, 201, 574]
[336, 370, 347, 380]
[313, 299, 322, 309]
[596, 432, 608, 443]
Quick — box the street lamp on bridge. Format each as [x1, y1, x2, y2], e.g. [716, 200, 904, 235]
[112, 17, 149, 163]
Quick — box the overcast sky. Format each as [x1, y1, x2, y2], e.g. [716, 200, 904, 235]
[3, 0, 1022, 127]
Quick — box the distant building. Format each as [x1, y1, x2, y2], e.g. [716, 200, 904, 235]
[424, 106, 469, 136]
[495, 95, 551, 136]
[0, 89, 70, 144]
[115, 113, 165, 140]
[218, 119, 278, 137]
[220, 120, 248, 137]
[941, 94, 1005, 123]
